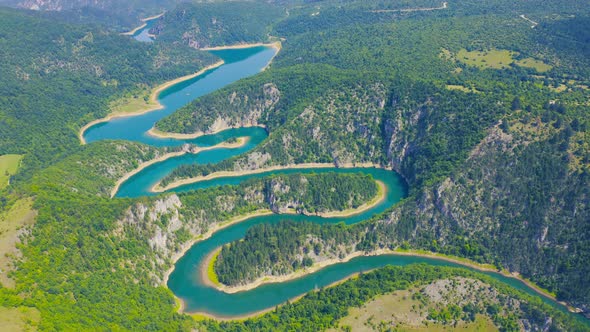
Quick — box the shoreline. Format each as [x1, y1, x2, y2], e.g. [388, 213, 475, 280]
[200, 247, 573, 312]
[78, 60, 225, 145]
[110, 137, 249, 198]
[391, 250, 578, 313]
[147, 124, 266, 141]
[317, 180, 386, 218]
[204, 249, 367, 294]
[200, 41, 281, 51]
[121, 12, 164, 36]
[146, 41, 281, 139]
[201, 248, 222, 289]
[161, 209, 274, 288]
[153, 162, 382, 192]
[199, 181, 388, 294]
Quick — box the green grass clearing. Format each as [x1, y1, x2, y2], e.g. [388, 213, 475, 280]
[456, 49, 551, 72]
[208, 250, 221, 286]
[334, 289, 498, 332]
[0, 154, 23, 190]
[457, 49, 516, 70]
[108, 85, 159, 115]
[446, 85, 479, 93]
[395, 315, 498, 332]
[516, 58, 552, 72]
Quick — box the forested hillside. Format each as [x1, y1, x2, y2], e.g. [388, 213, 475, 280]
[149, 1, 285, 49]
[0, 0, 588, 330]
[0, 7, 216, 177]
[2, 142, 377, 329]
[0, 0, 180, 29]
[156, 0, 590, 315]
[202, 265, 587, 331]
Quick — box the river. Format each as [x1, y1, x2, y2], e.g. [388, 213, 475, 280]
[81, 28, 588, 323]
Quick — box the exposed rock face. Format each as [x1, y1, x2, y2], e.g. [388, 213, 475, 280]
[111, 173, 374, 285]
[226, 83, 388, 171]
[113, 194, 201, 285]
[374, 120, 590, 312]
[215, 98, 589, 311]
[157, 75, 588, 310]
[202, 83, 280, 134]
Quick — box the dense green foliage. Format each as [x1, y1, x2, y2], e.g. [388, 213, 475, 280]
[178, 172, 378, 224]
[216, 220, 360, 285]
[160, 80, 505, 190]
[7, 191, 192, 330]
[155, 64, 373, 135]
[151, 1, 285, 48]
[29, 141, 174, 196]
[264, 172, 378, 213]
[1, 163, 377, 329]
[0, 0, 182, 29]
[1, 0, 589, 329]
[201, 264, 588, 332]
[153, 0, 590, 314]
[0, 7, 215, 177]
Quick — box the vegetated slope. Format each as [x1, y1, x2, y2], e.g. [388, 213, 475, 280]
[149, 1, 286, 49]
[157, 1, 590, 315]
[0, 0, 588, 329]
[200, 265, 588, 331]
[1, 170, 376, 329]
[0, 7, 216, 178]
[0, 0, 181, 28]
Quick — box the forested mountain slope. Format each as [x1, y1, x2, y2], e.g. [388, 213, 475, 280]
[156, 0, 590, 314]
[0, 0, 588, 330]
[0, 7, 215, 177]
[149, 1, 286, 49]
[0, 0, 180, 28]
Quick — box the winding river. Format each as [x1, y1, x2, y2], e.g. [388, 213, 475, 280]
[81, 29, 588, 323]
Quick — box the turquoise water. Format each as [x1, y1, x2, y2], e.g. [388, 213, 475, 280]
[83, 46, 276, 146]
[82, 44, 587, 322]
[132, 18, 156, 42]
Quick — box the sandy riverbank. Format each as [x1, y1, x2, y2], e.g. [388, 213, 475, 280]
[198, 180, 386, 295]
[153, 162, 381, 193]
[110, 137, 249, 198]
[204, 249, 367, 294]
[161, 209, 274, 289]
[147, 124, 266, 141]
[318, 180, 386, 218]
[200, 41, 281, 51]
[174, 207, 578, 319]
[78, 60, 225, 145]
[188, 247, 576, 322]
[121, 12, 164, 36]
[147, 42, 281, 140]
[201, 246, 570, 312]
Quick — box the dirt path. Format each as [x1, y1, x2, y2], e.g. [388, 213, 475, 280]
[519, 14, 539, 28]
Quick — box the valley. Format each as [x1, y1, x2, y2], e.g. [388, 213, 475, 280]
[0, 0, 588, 330]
